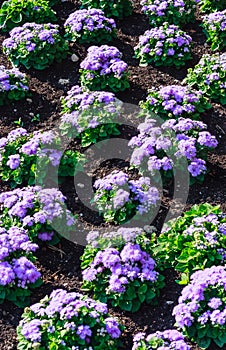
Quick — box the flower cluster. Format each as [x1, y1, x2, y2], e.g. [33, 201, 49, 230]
[93, 170, 160, 224]
[135, 23, 192, 68]
[60, 85, 122, 146]
[0, 0, 56, 32]
[140, 0, 197, 26]
[80, 0, 132, 19]
[0, 225, 41, 307]
[173, 265, 226, 349]
[202, 10, 226, 51]
[132, 329, 190, 350]
[17, 289, 123, 349]
[64, 9, 116, 44]
[129, 117, 218, 184]
[185, 52, 226, 105]
[0, 65, 29, 106]
[153, 203, 226, 283]
[198, 0, 226, 13]
[79, 45, 130, 92]
[0, 186, 76, 243]
[3, 22, 69, 70]
[140, 85, 212, 120]
[81, 227, 164, 312]
[0, 127, 86, 187]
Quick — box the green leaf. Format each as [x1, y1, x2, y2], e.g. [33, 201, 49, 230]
[197, 337, 211, 349]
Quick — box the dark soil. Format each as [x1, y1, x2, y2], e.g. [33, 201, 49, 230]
[0, 1, 225, 349]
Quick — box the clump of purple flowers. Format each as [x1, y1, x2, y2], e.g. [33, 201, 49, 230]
[3, 22, 69, 70]
[153, 203, 226, 282]
[93, 170, 160, 224]
[64, 9, 116, 44]
[185, 52, 226, 105]
[81, 227, 165, 312]
[129, 117, 218, 184]
[135, 23, 192, 68]
[79, 45, 130, 92]
[140, 84, 212, 120]
[140, 0, 198, 26]
[132, 329, 190, 350]
[202, 10, 226, 51]
[17, 289, 123, 349]
[0, 127, 85, 186]
[0, 225, 41, 306]
[0, 65, 29, 105]
[60, 85, 122, 146]
[0, 186, 76, 243]
[173, 265, 226, 348]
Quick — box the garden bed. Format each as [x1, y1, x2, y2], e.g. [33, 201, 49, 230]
[0, 0, 225, 349]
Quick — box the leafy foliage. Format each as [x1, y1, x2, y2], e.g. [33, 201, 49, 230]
[0, 0, 57, 32]
[153, 203, 226, 283]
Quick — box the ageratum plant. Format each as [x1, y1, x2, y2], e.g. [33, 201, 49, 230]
[0, 226, 41, 307]
[202, 10, 226, 51]
[129, 118, 218, 185]
[17, 289, 123, 350]
[0, 128, 86, 187]
[79, 45, 130, 92]
[0, 0, 57, 32]
[0, 186, 76, 244]
[198, 0, 226, 13]
[81, 227, 165, 312]
[140, 85, 212, 120]
[64, 9, 116, 44]
[153, 203, 226, 284]
[185, 53, 226, 105]
[2, 23, 69, 70]
[92, 170, 160, 224]
[173, 266, 226, 349]
[80, 0, 132, 19]
[0, 65, 29, 105]
[60, 85, 122, 146]
[135, 23, 192, 67]
[132, 329, 191, 350]
[140, 0, 198, 26]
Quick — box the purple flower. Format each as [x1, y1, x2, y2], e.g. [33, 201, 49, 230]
[6, 154, 20, 169]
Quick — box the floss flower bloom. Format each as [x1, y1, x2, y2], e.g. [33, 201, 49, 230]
[140, 0, 198, 26]
[3, 22, 69, 70]
[0, 186, 76, 243]
[202, 10, 226, 51]
[64, 8, 116, 44]
[0, 225, 41, 306]
[79, 45, 130, 92]
[81, 227, 165, 312]
[93, 170, 160, 224]
[132, 329, 190, 350]
[0, 127, 86, 186]
[184, 52, 226, 105]
[173, 265, 226, 349]
[17, 289, 123, 350]
[140, 84, 212, 120]
[153, 203, 226, 283]
[0, 65, 29, 105]
[60, 85, 122, 146]
[135, 23, 192, 68]
[129, 117, 218, 185]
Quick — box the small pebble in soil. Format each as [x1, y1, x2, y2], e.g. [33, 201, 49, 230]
[71, 54, 79, 62]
